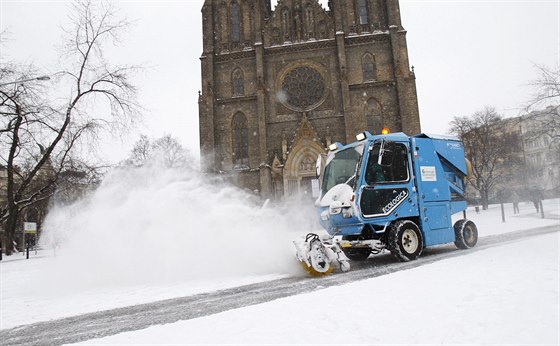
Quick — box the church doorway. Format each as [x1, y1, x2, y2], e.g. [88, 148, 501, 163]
[282, 115, 326, 201]
[300, 176, 320, 201]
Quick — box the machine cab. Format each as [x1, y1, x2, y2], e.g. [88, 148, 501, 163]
[316, 132, 418, 237]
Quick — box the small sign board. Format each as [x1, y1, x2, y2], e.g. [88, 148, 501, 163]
[311, 179, 320, 198]
[23, 222, 37, 234]
[420, 166, 437, 182]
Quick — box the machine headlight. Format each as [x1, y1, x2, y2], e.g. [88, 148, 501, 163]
[342, 207, 353, 218]
[329, 201, 343, 215]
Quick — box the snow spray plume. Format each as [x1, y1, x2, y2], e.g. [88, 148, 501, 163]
[40, 165, 315, 289]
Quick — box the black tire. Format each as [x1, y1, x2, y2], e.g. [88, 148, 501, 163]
[387, 220, 423, 262]
[454, 219, 478, 249]
[342, 247, 371, 261]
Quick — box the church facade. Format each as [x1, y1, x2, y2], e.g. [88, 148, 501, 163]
[199, 0, 420, 200]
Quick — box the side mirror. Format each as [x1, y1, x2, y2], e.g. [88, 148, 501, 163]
[316, 154, 324, 177]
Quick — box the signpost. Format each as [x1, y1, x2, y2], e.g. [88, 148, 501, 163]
[24, 222, 37, 234]
[23, 222, 37, 259]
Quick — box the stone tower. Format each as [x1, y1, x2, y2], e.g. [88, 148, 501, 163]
[199, 0, 420, 200]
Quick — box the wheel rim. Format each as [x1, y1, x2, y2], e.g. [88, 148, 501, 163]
[463, 225, 476, 245]
[402, 229, 419, 254]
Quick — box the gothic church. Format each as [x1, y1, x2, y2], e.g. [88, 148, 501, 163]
[199, 0, 420, 200]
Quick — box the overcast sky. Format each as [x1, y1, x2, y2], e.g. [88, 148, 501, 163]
[1, 0, 559, 162]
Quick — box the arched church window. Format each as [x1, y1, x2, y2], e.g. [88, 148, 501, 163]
[281, 8, 290, 40]
[304, 4, 314, 39]
[365, 98, 383, 134]
[362, 53, 377, 81]
[232, 68, 244, 96]
[231, 1, 241, 43]
[272, 28, 281, 45]
[358, 0, 369, 25]
[232, 112, 249, 167]
[318, 21, 327, 39]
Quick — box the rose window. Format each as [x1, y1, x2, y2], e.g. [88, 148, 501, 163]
[281, 66, 325, 111]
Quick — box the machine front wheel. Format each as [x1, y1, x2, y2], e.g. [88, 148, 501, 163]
[454, 219, 478, 249]
[387, 220, 423, 262]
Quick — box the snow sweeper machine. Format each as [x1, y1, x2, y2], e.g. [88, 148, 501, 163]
[294, 131, 479, 275]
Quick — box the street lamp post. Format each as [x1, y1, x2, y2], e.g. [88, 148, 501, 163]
[0, 75, 51, 87]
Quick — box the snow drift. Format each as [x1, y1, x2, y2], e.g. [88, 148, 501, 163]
[39, 165, 313, 290]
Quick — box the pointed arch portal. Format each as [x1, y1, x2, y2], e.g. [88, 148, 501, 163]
[283, 117, 325, 199]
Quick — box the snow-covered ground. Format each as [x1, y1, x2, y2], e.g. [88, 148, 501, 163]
[77, 232, 559, 345]
[1, 195, 559, 344]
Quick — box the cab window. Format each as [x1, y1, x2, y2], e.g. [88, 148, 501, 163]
[365, 142, 409, 185]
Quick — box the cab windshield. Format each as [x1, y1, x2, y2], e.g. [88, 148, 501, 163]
[321, 144, 364, 195]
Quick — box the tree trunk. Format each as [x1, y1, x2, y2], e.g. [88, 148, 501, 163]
[4, 207, 20, 255]
[481, 190, 489, 210]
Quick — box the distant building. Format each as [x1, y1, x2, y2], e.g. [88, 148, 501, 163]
[463, 107, 560, 204]
[520, 106, 560, 197]
[198, 0, 420, 200]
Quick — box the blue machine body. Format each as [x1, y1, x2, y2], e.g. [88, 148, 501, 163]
[317, 132, 469, 247]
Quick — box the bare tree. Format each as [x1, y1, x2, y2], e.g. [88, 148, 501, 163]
[523, 64, 560, 143]
[123, 134, 193, 168]
[53, 159, 108, 206]
[450, 107, 521, 210]
[152, 135, 192, 168]
[0, 0, 140, 255]
[526, 64, 560, 110]
[124, 134, 151, 167]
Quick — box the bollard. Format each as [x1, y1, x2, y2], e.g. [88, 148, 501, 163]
[500, 203, 505, 223]
[463, 210, 467, 219]
[540, 200, 545, 219]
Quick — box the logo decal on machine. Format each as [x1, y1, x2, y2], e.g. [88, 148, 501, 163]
[382, 190, 408, 214]
[420, 166, 437, 181]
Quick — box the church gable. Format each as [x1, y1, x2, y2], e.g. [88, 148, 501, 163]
[265, 0, 333, 46]
[289, 115, 324, 152]
[283, 115, 325, 173]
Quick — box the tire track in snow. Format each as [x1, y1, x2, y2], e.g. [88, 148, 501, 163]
[1, 224, 558, 346]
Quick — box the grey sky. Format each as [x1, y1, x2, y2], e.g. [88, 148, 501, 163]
[1, 0, 558, 162]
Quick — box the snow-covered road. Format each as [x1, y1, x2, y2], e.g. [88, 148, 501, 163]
[79, 228, 558, 346]
[1, 225, 557, 346]
[1, 199, 558, 345]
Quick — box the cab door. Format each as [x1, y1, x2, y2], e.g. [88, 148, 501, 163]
[358, 141, 418, 220]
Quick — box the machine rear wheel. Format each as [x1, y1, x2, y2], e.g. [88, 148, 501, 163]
[342, 248, 371, 261]
[454, 219, 478, 249]
[387, 220, 423, 262]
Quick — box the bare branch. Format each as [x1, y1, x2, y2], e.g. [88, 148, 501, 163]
[1, 0, 140, 255]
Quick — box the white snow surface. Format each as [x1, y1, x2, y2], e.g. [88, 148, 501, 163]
[75, 199, 560, 345]
[77, 232, 559, 345]
[0, 170, 558, 345]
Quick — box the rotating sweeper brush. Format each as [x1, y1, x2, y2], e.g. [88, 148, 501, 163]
[293, 233, 350, 276]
